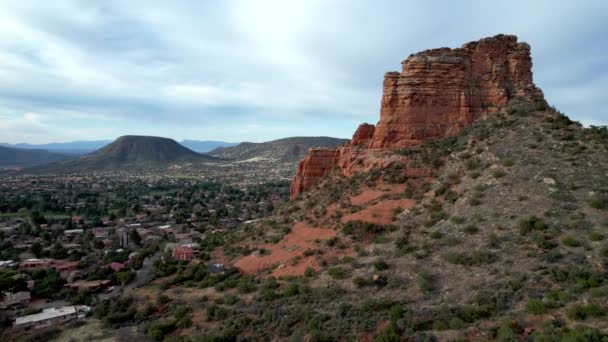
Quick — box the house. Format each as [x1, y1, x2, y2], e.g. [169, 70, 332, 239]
[66, 280, 111, 292]
[0, 291, 31, 309]
[172, 246, 195, 261]
[64, 229, 84, 235]
[102, 262, 124, 272]
[19, 259, 52, 270]
[0, 260, 17, 269]
[13, 305, 90, 330]
[92, 227, 108, 239]
[175, 233, 193, 244]
[53, 260, 79, 279]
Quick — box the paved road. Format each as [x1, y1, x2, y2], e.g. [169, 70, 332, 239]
[98, 252, 159, 301]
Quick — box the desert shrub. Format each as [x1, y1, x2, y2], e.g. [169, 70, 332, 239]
[373, 259, 389, 271]
[566, 303, 606, 320]
[450, 216, 465, 224]
[519, 215, 547, 235]
[395, 236, 415, 255]
[463, 225, 479, 235]
[561, 236, 581, 247]
[466, 158, 482, 171]
[588, 231, 605, 241]
[207, 304, 230, 321]
[526, 299, 546, 315]
[429, 231, 443, 239]
[449, 317, 464, 329]
[328, 267, 348, 279]
[342, 220, 395, 241]
[501, 159, 515, 167]
[374, 324, 399, 342]
[444, 250, 496, 266]
[416, 271, 435, 295]
[589, 194, 608, 210]
[304, 267, 316, 277]
[492, 170, 506, 179]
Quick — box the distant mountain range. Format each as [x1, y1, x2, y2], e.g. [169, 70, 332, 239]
[1, 136, 348, 171]
[0, 139, 239, 154]
[30, 135, 218, 173]
[0, 146, 73, 168]
[179, 140, 238, 152]
[209, 137, 349, 162]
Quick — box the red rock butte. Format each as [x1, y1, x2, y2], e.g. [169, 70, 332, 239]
[290, 34, 543, 199]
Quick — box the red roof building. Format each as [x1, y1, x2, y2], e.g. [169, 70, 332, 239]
[172, 246, 194, 261]
[101, 262, 124, 272]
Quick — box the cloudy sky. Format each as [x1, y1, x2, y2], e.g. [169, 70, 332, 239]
[0, 0, 606, 144]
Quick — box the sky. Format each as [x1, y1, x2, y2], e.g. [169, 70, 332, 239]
[0, 0, 606, 144]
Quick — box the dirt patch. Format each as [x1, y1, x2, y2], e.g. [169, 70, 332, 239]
[234, 222, 337, 276]
[341, 198, 415, 225]
[350, 183, 408, 206]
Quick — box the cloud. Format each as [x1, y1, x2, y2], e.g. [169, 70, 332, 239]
[0, 0, 606, 143]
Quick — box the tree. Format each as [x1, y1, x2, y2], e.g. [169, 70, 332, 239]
[129, 229, 142, 246]
[31, 242, 43, 258]
[114, 270, 136, 285]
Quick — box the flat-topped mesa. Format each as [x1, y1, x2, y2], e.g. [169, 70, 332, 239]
[290, 34, 542, 198]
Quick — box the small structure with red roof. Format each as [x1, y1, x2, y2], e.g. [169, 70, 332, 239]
[172, 246, 194, 261]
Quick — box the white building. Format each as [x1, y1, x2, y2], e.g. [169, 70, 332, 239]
[13, 305, 90, 330]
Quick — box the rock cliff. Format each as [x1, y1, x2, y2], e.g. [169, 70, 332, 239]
[290, 34, 542, 199]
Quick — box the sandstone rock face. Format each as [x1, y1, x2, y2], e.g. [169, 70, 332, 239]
[290, 149, 338, 198]
[290, 35, 540, 199]
[347, 123, 376, 147]
[371, 34, 537, 148]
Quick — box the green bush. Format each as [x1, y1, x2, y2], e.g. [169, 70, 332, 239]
[519, 216, 547, 235]
[416, 271, 434, 295]
[589, 231, 606, 241]
[566, 303, 606, 320]
[492, 170, 506, 179]
[328, 267, 348, 279]
[463, 225, 479, 235]
[526, 299, 546, 315]
[430, 231, 444, 239]
[444, 250, 497, 266]
[373, 259, 389, 271]
[561, 236, 581, 247]
[449, 317, 464, 329]
[588, 194, 608, 210]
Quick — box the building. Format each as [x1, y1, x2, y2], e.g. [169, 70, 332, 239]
[0, 291, 31, 309]
[172, 246, 194, 261]
[102, 262, 124, 272]
[13, 305, 90, 330]
[19, 259, 52, 270]
[66, 280, 111, 292]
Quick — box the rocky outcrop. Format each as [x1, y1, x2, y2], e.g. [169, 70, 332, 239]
[290, 35, 542, 198]
[289, 149, 338, 198]
[347, 123, 376, 147]
[371, 34, 538, 148]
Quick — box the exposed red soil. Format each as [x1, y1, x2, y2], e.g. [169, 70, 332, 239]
[350, 183, 408, 206]
[234, 222, 337, 277]
[341, 198, 415, 225]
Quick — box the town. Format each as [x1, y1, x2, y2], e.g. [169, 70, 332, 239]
[0, 164, 290, 339]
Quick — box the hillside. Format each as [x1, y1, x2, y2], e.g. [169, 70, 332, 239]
[32, 135, 217, 172]
[0, 146, 72, 168]
[114, 35, 608, 341]
[208, 136, 348, 162]
[180, 140, 239, 153]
